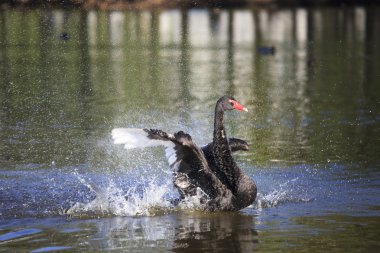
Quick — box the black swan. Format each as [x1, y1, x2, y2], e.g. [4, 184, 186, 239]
[112, 95, 257, 211]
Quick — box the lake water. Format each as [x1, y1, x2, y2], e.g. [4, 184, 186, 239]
[1, 5, 380, 252]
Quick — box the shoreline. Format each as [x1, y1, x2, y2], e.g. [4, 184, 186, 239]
[2, 0, 379, 11]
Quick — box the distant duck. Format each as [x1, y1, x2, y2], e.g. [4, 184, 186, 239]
[112, 95, 257, 211]
[257, 46, 275, 55]
[59, 32, 70, 41]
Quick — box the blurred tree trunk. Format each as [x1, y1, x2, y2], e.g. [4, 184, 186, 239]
[3, 0, 378, 9]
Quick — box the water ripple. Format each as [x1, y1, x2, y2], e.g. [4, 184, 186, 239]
[0, 228, 42, 243]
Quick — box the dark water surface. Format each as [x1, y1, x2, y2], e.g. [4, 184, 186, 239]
[1, 6, 380, 252]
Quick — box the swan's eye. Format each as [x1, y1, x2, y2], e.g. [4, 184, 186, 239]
[230, 101, 234, 107]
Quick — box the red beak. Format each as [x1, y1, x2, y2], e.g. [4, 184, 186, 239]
[229, 100, 248, 112]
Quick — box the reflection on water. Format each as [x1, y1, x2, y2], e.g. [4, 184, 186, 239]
[0, 5, 380, 253]
[1, 211, 378, 252]
[0, 213, 257, 252]
[1, 7, 379, 167]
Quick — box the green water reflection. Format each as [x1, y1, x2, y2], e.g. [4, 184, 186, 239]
[1, 7, 379, 168]
[259, 215, 380, 252]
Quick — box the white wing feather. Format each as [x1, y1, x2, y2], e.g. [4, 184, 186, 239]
[111, 128, 174, 149]
[112, 128, 180, 171]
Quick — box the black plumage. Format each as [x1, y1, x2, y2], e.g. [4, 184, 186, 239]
[135, 95, 257, 211]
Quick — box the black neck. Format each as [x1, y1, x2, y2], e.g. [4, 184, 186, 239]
[212, 99, 239, 192]
[214, 102, 225, 134]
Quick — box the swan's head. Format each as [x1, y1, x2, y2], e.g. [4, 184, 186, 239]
[219, 95, 249, 112]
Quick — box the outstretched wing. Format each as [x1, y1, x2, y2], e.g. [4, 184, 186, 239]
[111, 128, 187, 171]
[112, 128, 206, 170]
[111, 128, 230, 203]
[112, 128, 175, 149]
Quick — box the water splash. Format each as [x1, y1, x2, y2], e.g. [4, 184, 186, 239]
[66, 172, 312, 217]
[66, 173, 175, 217]
[176, 187, 210, 211]
[64, 160, 319, 217]
[252, 177, 313, 210]
[0, 159, 315, 219]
